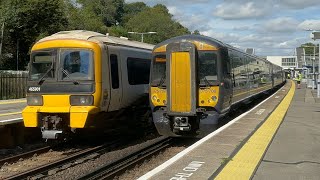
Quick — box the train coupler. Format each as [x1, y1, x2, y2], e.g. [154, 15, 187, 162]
[41, 115, 66, 139]
[41, 128, 63, 139]
[173, 117, 191, 132]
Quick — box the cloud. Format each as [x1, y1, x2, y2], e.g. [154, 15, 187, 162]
[168, 6, 211, 32]
[263, 17, 299, 32]
[202, 30, 241, 43]
[280, 0, 319, 9]
[298, 20, 320, 31]
[232, 25, 251, 31]
[213, 1, 272, 19]
[125, 0, 210, 6]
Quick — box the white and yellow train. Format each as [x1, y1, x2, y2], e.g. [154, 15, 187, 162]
[22, 30, 153, 139]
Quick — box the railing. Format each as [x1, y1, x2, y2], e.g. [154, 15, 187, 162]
[0, 71, 28, 100]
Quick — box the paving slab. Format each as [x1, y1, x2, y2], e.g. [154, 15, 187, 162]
[253, 83, 320, 179]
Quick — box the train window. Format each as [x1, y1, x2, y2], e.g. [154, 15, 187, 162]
[198, 51, 218, 86]
[60, 49, 94, 80]
[110, 54, 119, 89]
[150, 54, 166, 87]
[127, 58, 151, 85]
[29, 50, 56, 81]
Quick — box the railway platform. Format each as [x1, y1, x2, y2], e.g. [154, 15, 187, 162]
[139, 80, 320, 179]
[0, 99, 26, 148]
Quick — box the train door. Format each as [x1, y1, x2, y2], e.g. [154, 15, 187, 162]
[166, 42, 197, 115]
[107, 46, 123, 111]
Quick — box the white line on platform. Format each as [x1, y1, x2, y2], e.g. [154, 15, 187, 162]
[0, 118, 23, 125]
[138, 85, 285, 180]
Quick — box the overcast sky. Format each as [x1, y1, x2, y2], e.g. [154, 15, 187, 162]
[125, 0, 320, 56]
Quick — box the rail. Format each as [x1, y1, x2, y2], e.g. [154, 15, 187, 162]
[78, 137, 172, 180]
[5, 140, 121, 180]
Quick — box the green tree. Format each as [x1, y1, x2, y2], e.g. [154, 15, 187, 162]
[192, 30, 201, 35]
[300, 43, 319, 56]
[77, 0, 124, 27]
[121, 2, 148, 25]
[125, 4, 190, 44]
[0, 0, 68, 70]
[65, 1, 107, 33]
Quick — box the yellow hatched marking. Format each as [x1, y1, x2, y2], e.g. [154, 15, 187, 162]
[0, 112, 21, 117]
[0, 100, 26, 105]
[215, 81, 295, 180]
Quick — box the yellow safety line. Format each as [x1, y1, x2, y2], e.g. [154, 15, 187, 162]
[0, 112, 22, 117]
[215, 81, 295, 180]
[0, 100, 26, 105]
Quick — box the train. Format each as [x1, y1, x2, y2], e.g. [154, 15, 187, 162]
[22, 30, 154, 139]
[149, 35, 285, 137]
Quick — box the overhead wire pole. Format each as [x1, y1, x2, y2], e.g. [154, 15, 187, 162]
[127, 31, 157, 43]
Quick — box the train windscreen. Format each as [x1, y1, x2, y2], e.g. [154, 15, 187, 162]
[59, 49, 94, 81]
[151, 54, 166, 87]
[198, 51, 218, 86]
[29, 50, 56, 81]
[29, 49, 94, 82]
[151, 51, 218, 87]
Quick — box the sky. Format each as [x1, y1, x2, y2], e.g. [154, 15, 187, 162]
[125, 0, 320, 56]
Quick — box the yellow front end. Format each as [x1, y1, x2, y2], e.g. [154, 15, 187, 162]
[23, 38, 103, 130]
[22, 95, 99, 128]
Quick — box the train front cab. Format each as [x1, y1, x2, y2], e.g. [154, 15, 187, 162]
[22, 39, 105, 139]
[150, 39, 232, 137]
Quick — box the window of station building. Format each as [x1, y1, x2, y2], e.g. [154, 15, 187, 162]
[110, 54, 119, 89]
[281, 58, 296, 67]
[127, 58, 151, 85]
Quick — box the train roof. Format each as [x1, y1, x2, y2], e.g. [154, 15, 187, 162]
[37, 30, 154, 50]
[154, 34, 226, 50]
[154, 34, 282, 68]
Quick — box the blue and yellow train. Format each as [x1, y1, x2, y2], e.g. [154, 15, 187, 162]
[149, 35, 284, 137]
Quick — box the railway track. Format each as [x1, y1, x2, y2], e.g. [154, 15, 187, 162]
[78, 137, 172, 180]
[0, 145, 52, 167]
[4, 140, 122, 180]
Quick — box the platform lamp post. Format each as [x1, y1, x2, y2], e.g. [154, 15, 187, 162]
[128, 31, 157, 43]
[310, 31, 320, 97]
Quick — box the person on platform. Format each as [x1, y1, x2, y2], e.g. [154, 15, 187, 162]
[297, 71, 302, 89]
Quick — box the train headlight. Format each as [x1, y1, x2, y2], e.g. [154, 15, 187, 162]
[70, 95, 94, 106]
[211, 96, 217, 102]
[152, 95, 158, 101]
[27, 95, 43, 106]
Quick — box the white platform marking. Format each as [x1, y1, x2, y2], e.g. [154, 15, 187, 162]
[138, 86, 285, 180]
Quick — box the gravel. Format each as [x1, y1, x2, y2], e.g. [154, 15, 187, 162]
[42, 137, 197, 180]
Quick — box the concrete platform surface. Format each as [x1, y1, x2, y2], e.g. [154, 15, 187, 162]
[253, 83, 320, 180]
[139, 82, 291, 180]
[0, 99, 26, 125]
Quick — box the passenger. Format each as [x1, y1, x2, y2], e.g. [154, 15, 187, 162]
[287, 73, 291, 79]
[297, 71, 302, 89]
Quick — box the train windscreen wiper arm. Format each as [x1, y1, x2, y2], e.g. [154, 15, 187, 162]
[60, 68, 80, 85]
[199, 76, 211, 87]
[157, 74, 166, 88]
[37, 66, 54, 85]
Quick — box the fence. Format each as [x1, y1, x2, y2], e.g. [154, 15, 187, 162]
[0, 71, 28, 100]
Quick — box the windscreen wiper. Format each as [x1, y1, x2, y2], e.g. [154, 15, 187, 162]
[60, 68, 80, 85]
[157, 74, 166, 88]
[38, 66, 54, 85]
[199, 76, 211, 88]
